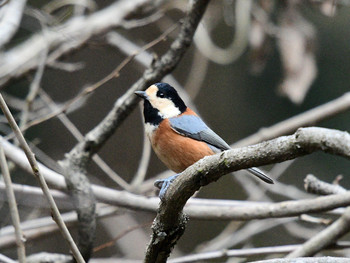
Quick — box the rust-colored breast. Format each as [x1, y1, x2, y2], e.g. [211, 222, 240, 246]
[152, 117, 214, 173]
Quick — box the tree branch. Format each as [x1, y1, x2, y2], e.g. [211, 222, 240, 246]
[2, 180, 350, 221]
[2, 128, 350, 221]
[0, 0, 27, 48]
[233, 92, 350, 147]
[146, 127, 350, 262]
[287, 175, 350, 258]
[252, 257, 350, 263]
[304, 174, 347, 195]
[0, 142, 26, 262]
[0, 94, 85, 263]
[169, 243, 350, 263]
[0, 0, 162, 85]
[287, 208, 350, 258]
[59, 0, 210, 261]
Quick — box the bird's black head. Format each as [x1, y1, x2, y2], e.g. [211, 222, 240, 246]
[135, 83, 187, 125]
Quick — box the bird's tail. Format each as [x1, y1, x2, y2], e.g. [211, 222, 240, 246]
[247, 167, 274, 184]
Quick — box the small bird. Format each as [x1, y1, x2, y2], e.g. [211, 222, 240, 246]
[135, 83, 273, 198]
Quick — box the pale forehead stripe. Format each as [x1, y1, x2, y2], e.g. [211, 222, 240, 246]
[146, 85, 158, 97]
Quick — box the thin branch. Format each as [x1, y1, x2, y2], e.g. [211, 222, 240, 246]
[0, 205, 120, 250]
[15, 22, 178, 137]
[1, 178, 350, 222]
[3, 129, 350, 222]
[250, 257, 350, 263]
[197, 218, 294, 253]
[0, 0, 163, 86]
[0, 0, 27, 48]
[26, 253, 71, 263]
[0, 181, 73, 209]
[194, 0, 252, 64]
[304, 174, 347, 195]
[233, 92, 350, 147]
[287, 207, 350, 257]
[131, 126, 152, 187]
[0, 93, 85, 263]
[38, 89, 130, 190]
[0, 254, 17, 263]
[93, 221, 152, 253]
[299, 214, 332, 225]
[106, 31, 199, 110]
[287, 175, 350, 258]
[146, 127, 350, 262]
[0, 142, 26, 262]
[18, 45, 48, 132]
[169, 243, 350, 263]
[287, 207, 350, 258]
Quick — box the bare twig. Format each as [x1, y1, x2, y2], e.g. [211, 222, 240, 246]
[0, 0, 164, 85]
[0, 142, 26, 262]
[93, 221, 152, 253]
[0, 0, 27, 48]
[0, 93, 85, 263]
[18, 21, 179, 138]
[197, 218, 294, 253]
[3, 128, 350, 221]
[184, 48, 209, 99]
[304, 174, 347, 195]
[0, 205, 120, 250]
[42, 0, 97, 15]
[286, 175, 350, 258]
[106, 31, 198, 111]
[233, 92, 350, 147]
[299, 214, 332, 225]
[169, 243, 350, 263]
[26, 253, 71, 263]
[0, 254, 16, 263]
[0, 181, 73, 209]
[18, 46, 48, 131]
[38, 89, 130, 190]
[286, 207, 350, 258]
[131, 127, 152, 187]
[252, 257, 350, 263]
[2, 178, 350, 222]
[194, 0, 252, 64]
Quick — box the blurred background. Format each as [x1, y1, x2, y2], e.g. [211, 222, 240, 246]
[0, 0, 350, 261]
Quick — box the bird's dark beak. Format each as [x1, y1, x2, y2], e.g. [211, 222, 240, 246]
[134, 91, 148, 100]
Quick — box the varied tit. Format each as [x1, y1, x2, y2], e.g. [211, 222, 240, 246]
[135, 83, 273, 198]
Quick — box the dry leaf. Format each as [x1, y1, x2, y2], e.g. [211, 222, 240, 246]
[278, 6, 317, 104]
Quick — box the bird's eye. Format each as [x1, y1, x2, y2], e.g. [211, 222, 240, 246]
[158, 92, 165, 98]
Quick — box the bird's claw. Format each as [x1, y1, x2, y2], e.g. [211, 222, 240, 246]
[154, 174, 180, 200]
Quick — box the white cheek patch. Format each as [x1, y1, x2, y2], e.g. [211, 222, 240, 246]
[156, 100, 181, 119]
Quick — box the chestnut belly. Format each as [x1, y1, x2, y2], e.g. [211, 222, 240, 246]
[152, 127, 215, 173]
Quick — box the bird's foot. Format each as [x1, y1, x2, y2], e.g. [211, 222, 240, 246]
[154, 174, 180, 200]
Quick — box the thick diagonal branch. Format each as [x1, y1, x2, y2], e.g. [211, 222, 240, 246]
[146, 127, 350, 262]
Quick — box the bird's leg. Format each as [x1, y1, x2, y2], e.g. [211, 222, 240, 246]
[154, 173, 180, 199]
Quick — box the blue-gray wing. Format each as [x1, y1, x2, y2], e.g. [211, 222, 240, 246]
[169, 115, 231, 151]
[170, 115, 274, 184]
